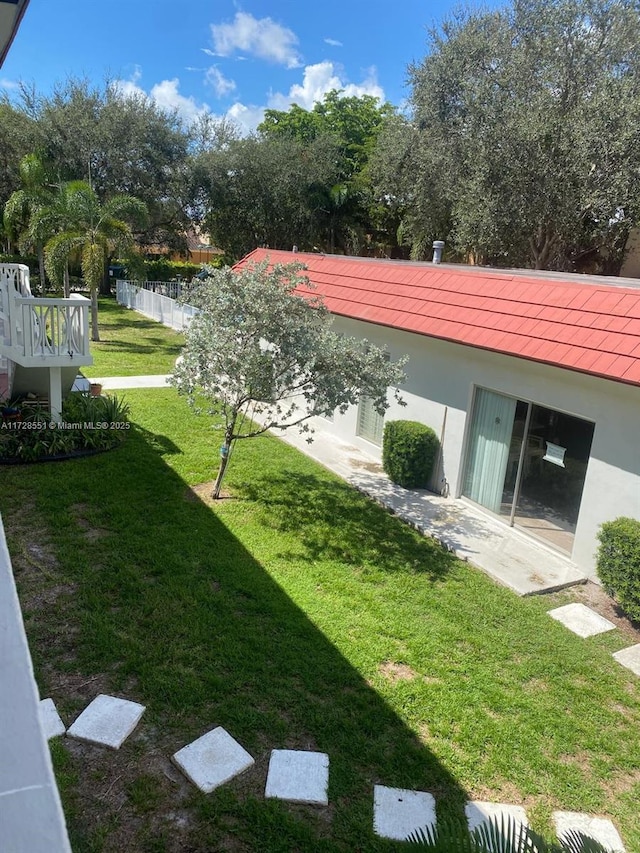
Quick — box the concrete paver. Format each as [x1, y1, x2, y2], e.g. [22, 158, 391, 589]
[66, 694, 145, 749]
[548, 603, 616, 638]
[172, 727, 254, 793]
[265, 750, 329, 805]
[373, 785, 436, 841]
[465, 801, 529, 836]
[552, 811, 625, 851]
[39, 698, 65, 739]
[612, 644, 640, 677]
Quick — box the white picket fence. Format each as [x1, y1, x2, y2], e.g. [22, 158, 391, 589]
[116, 280, 198, 331]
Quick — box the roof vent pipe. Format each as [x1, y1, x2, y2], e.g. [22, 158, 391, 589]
[432, 240, 445, 264]
[292, 244, 298, 253]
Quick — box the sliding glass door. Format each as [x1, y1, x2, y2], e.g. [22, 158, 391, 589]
[463, 389, 595, 553]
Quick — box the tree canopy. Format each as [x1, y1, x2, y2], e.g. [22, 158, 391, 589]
[1, 78, 192, 255]
[374, 0, 640, 271]
[171, 260, 406, 497]
[3, 8, 640, 275]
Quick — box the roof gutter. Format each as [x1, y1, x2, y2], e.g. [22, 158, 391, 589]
[0, 0, 31, 69]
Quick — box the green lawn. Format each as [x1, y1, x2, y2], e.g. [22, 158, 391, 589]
[2, 387, 639, 853]
[83, 296, 184, 378]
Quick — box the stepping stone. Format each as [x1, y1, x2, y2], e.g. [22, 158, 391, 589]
[172, 726, 254, 793]
[39, 698, 66, 739]
[265, 749, 329, 805]
[66, 694, 145, 749]
[612, 644, 640, 677]
[373, 784, 436, 841]
[466, 801, 529, 835]
[553, 811, 625, 852]
[547, 603, 616, 638]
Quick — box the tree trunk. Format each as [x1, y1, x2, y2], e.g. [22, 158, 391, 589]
[90, 285, 100, 342]
[100, 256, 112, 296]
[63, 262, 70, 298]
[212, 422, 235, 499]
[38, 246, 46, 296]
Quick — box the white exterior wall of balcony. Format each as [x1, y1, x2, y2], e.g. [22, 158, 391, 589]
[0, 264, 92, 417]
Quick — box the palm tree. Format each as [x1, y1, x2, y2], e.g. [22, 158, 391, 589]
[29, 180, 81, 297]
[3, 153, 53, 295]
[44, 182, 147, 341]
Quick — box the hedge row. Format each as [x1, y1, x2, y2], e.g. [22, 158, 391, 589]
[597, 517, 640, 621]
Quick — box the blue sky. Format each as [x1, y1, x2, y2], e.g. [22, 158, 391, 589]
[2, 0, 483, 133]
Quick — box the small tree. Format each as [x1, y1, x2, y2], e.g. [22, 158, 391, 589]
[171, 260, 407, 498]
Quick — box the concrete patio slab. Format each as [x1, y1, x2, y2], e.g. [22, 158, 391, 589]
[172, 727, 254, 793]
[552, 811, 625, 851]
[612, 644, 640, 677]
[373, 785, 436, 841]
[265, 749, 329, 805]
[39, 698, 65, 739]
[66, 694, 145, 749]
[548, 603, 617, 637]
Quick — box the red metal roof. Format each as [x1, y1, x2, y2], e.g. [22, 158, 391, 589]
[237, 249, 640, 388]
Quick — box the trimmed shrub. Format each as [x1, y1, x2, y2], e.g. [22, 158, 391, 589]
[383, 420, 439, 488]
[597, 517, 640, 621]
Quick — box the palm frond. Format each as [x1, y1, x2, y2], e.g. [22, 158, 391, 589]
[3, 189, 29, 235]
[559, 830, 611, 853]
[405, 814, 609, 852]
[103, 194, 149, 228]
[82, 241, 106, 292]
[44, 232, 83, 286]
[18, 153, 47, 192]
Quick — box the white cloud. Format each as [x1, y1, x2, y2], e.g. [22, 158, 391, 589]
[0, 78, 19, 90]
[267, 61, 384, 112]
[226, 102, 266, 135]
[113, 71, 210, 125]
[149, 79, 210, 123]
[223, 62, 385, 136]
[112, 61, 385, 136]
[324, 38, 343, 47]
[210, 12, 302, 68]
[205, 66, 237, 98]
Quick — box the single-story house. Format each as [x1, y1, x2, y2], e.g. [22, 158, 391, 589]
[239, 248, 640, 580]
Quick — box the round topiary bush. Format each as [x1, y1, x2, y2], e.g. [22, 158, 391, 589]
[382, 420, 439, 488]
[597, 517, 640, 621]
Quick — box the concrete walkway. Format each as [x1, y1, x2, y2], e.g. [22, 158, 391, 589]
[93, 375, 586, 596]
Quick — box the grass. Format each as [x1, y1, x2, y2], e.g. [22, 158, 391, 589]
[83, 296, 184, 378]
[2, 386, 640, 852]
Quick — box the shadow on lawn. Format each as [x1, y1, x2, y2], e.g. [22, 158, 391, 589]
[4, 426, 469, 852]
[238, 471, 458, 580]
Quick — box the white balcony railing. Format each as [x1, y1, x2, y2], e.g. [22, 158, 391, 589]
[0, 265, 91, 368]
[15, 296, 91, 361]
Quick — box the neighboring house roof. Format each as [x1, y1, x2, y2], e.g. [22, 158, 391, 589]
[0, 0, 30, 68]
[238, 248, 640, 388]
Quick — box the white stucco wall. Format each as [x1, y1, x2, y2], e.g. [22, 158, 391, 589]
[0, 513, 71, 852]
[318, 316, 640, 578]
